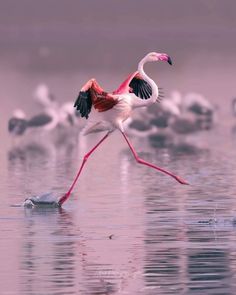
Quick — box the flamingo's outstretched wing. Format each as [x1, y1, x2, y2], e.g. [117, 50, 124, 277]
[74, 79, 118, 119]
[129, 73, 152, 100]
[113, 72, 152, 100]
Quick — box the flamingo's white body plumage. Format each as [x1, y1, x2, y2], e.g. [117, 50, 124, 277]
[82, 92, 135, 135]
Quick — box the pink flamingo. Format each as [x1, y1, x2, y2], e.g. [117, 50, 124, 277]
[58, 52, 188, 206]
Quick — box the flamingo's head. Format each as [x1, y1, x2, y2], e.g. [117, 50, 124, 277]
[12, 109, 26, 119]
[145, 52, 172, 65]
[34, 84, 56, 108]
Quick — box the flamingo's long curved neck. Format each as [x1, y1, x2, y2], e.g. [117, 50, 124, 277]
[138, 57, 159, 103]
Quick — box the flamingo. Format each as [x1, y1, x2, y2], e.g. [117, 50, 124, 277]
[8, 107, 59, 136]
[8, 109, 28, 136]
[58, 52, 189, 206]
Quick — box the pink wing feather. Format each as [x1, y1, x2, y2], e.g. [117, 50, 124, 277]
[74, 79, 118, 118]
[113, 71, 138, 94]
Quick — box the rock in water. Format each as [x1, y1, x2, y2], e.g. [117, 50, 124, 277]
[23, 192, 60, 208]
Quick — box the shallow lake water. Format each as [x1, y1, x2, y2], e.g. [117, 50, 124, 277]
[1, 120, 236, 294]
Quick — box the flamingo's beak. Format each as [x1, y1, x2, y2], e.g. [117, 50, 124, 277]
[167, 56, 173, 65]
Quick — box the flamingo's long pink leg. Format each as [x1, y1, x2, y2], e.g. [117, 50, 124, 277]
[58, 132, 110, 205]
[121, 132, 189, 185]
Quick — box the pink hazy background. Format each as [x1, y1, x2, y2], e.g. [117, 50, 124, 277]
[0, 0, 235, 146]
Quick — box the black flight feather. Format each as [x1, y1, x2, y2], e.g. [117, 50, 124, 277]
[129, 76, 152, 100]
[74, 90, 92, 119]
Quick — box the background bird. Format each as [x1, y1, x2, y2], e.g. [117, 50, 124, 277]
[8, 109, 28, 136]
[8, 107, 59, 136]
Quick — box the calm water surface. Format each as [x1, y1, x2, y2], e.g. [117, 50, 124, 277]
[1, 125, 236, 295]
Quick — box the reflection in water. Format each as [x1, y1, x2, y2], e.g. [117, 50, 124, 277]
[187, 248, 231, 294]
[143, 148, 236, 295]
[144, 189, 185, 294]
[82, 263, 118, 294]
[20, 208, 77, 295]
[170, 142, 207, 156]
[19, 205, 126, 294]
[7, 133, 78, 197]
[144, 193, 231, 294]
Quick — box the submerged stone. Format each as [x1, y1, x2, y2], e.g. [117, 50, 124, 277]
[23, 192, 60, 208]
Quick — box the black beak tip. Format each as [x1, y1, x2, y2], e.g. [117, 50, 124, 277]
[167, 56, 173, 65]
